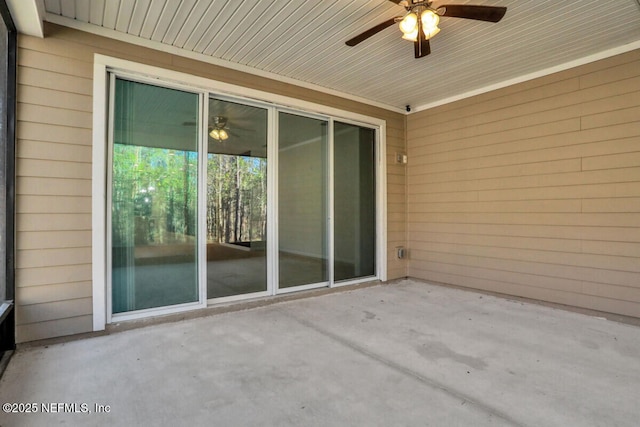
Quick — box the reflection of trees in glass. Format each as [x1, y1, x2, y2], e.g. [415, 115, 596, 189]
[112, 144, 198, 248]
[112, 145, 266, 247]
[207, 154, 267, 244]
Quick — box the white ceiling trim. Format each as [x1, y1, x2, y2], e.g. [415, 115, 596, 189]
[45, 13, 407, 115]
[413, 38, 640, 113]
[6, 0, 45, 37]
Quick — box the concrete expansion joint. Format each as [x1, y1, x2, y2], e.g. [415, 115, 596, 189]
[278, 307, 528, 427]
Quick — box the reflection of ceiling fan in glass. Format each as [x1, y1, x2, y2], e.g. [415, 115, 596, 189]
[183, 114, 257, 143]
[209, 116, 229, 141]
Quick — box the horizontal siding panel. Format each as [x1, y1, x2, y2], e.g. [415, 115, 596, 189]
[17, 297, 92, 325]
[409, 118, 581, 157]
[579, 59, 640, 89]
[412, 250, 640, 289]
[581, 240, 640, 258]
[17, 195, 91, 214]
[387, 221, 406, 233]
[408, 222, 640, 243]
[477, 182, 640, 202]
[412, 231, 583, 252]
[18, 122, 92, 145]
[18, 48, 94, 78]
[411, 270, 640, 318]
[17, 231, 91, 250]
[581, 105, 640, 130]
[18, 139, 92, 163]
[387, 267, 406, 281]
[409, 78, 582, 133]
[16, 281, 92, 306]
[17, 158, 92, 179]
[387, 173, 405, 186]
[410, 167, 640, 194]
[16, 264, 92, 287]
[387, 193, 406, 205]
[388, 231, 406, 243]
[412, 79, 640, 142]
[18, 85, 92, 112]
[412, 122, 639, 168]
[17, 247, 92, 269]
[582, 197, 640, 213]
[18, 33, 94, 62]
[411, 191, 479, 203]
[410, 130, 640, 173]
[18, 67, 92, 95]
[409, 159, 582, 186]
[18, 103, 92, 129]
[407, 212, 640, 228]
[411, 260, 640, 305]
[17, 177, 91, 196]
[411, 241, 640, 274]
[387, 184, 405, 197]
[583, 151, 640, 171]
[16, 315, 93, 343]
[17, 213, 91, 231]
[412, 269, 583, 306]
[407, 199, 581, 214]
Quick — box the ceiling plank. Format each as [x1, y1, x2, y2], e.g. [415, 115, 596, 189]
[181, 1, 228, 52]
[139, 0, 166, 39]
[115, 0, 135, 33]
[101, 0, 120, 30]
[127, 0, 152, 36]
[160, 0, 197, 45]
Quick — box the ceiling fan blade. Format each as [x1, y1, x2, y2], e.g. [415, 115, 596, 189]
[414, 30, 430, 59]
[346, 18, 400, 46]
[440, 5, 507, 22]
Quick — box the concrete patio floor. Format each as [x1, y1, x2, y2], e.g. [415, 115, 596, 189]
[1, 279, 639, 426]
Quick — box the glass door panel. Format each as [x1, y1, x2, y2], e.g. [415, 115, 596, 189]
[207, 99, 268, 298]
[278, 113, 329, 289]
[111, 79, 199, 313]
[334, 122, 376, 281]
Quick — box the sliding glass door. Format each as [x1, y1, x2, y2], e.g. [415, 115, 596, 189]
[334, 122, 376, 282]
[109, 78, 378, 317]
[206, 98, 268, 298]
[278, 112, 329, 289]
[111, 79, 200, 313]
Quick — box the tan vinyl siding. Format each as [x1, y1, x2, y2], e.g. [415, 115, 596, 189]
[14, 23, 407, 342]
[407, 49, 640, 318]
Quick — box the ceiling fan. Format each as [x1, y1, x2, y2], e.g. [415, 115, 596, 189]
[346, 0, 507, 58]
[182, 116, 236, 141]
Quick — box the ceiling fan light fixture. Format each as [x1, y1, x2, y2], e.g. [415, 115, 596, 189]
[218, 129, 229, 140]
[400, 9, 440, 42]
[399, 12, 418, 35]
[401, 28, 418, 41]
[209, 128, 220, 140]
[421, 9, 440, 39]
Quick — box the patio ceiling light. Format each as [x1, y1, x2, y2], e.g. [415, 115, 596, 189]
[399, 8, 440, 41]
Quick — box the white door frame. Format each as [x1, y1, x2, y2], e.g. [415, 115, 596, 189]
[92, 54, 387, 331]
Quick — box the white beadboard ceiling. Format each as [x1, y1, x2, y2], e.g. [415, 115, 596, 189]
[42, 0, 640, 113]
